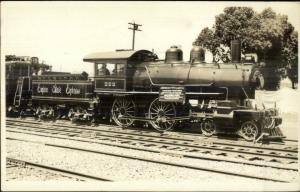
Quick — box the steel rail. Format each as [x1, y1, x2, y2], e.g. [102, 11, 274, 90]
[6, 122, 298, 161]
[6, 157, 113, 181]
[6, 137, 291, 183]
[7, 117, 293, 147]
[6, 128, 298, 171]
[6, 118, 298, 152]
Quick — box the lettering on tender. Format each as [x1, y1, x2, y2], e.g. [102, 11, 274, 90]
[52, 85, 62, 94]
[65, 84, 81, 96]
[37, 84, 49, 95]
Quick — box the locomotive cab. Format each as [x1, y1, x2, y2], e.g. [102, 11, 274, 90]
[83, 49, 156, 92]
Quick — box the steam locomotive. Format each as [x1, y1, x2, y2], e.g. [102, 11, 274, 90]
[6, 40, 284, 141]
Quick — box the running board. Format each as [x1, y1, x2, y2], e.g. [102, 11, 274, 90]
[118, 115, 192, 122]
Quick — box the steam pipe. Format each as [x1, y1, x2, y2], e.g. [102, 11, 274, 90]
[220, 87, 228, 100]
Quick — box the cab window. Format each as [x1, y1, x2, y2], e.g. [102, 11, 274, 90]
[96, 63, 125, 76]
[112, 63, 125, 76]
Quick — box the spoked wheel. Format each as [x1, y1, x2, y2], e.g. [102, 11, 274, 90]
[7, 106, 20, 117]
[111, 98, 136, 127]
[239, 121, 260, 141]
[148, 98, 176, 132]
[200, 119, 217, 136]
[34, 107, 41, 121]
[68, 108, 75, 122]
[48, 107, 56, 122]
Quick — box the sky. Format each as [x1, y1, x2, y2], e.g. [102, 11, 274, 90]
[2, 1, 300, 76]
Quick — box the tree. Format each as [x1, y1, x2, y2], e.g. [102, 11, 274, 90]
[253, 8, 294, 67]
[215, 7, 256, 51]
[193, 27, 221, 62]
[194, 7, 298, 89]
[283, 31, 298, 88]
[195, 7, 297, 64]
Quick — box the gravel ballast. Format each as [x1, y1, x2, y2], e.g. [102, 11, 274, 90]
[6, 131, 299, 183]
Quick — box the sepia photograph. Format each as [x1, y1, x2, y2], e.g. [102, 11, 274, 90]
[1, 1, 299, 191]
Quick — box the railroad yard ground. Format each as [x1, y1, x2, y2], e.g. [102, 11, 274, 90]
[2, 79, 299, 191]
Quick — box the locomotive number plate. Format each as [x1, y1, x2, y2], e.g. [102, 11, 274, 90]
[159, 87, 185, 103]
[95, 79, 125, 90]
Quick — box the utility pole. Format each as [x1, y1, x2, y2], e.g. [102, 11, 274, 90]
[128, 22, 142, 50]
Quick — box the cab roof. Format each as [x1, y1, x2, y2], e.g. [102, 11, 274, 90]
[83, 49, 154, 63]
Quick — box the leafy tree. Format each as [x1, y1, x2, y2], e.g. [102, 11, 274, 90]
[193, 27, 221, 62]
[283, 31, 298, 88]
[214, 7, 256, 52]
[254, 9, 294, 67]
[194, 7, 298, 89]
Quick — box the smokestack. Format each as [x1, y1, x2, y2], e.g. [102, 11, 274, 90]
[231, 40, 241, 63]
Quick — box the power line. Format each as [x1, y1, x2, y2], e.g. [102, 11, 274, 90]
[128, 22, 142, 50]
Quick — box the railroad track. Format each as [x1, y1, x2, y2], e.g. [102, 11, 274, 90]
[6, 137, 294, 183]
[8, 117, 296, 146]
[6, 119, 298, 171]
[6, 119, 298, 155]
[54, 118, 299, 144]
[6, 157, 112, 182]
[10, 117, 298, 146]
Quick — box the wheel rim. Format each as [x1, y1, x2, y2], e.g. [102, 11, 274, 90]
[68, 108, 74, 119]
[149, 98, 176, 131]
[111, 98, 135, 127]
[201, 119, 216, 136]
[239, 121, 259, 141]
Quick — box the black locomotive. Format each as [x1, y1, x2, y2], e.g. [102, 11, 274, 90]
[6, 40, 284, 141]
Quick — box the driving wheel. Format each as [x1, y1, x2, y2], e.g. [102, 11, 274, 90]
[111, 98, 136, 127]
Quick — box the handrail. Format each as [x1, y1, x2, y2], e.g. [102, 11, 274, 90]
[220, 87, 229, 100]
[241, 86, 249, 99]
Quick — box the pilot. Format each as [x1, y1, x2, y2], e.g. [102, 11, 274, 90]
[98, 64, 110, 75]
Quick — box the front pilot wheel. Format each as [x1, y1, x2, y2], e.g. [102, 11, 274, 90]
[239, 121, 260, 141]
[200, 119, 217, 136]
